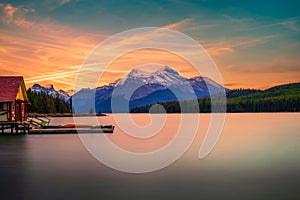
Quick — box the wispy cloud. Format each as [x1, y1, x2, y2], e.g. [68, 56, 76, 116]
[41, 0, 72, 11]
[163, 18, 192, 30]
[204, 34, 279, 56]
[0, 3, 35, 26]
[279, 17, 300, 32]
[0, 3, 107, 89]
[0, 2, 299, 90]
[60, 0, 71, 6]
[0, 8, 201, 89]
[221, 14, 300, 33]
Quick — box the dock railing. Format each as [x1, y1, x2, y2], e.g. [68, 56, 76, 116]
[27, 115, 51, 128]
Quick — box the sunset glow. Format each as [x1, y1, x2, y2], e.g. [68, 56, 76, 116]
[1, 1, 299, 90]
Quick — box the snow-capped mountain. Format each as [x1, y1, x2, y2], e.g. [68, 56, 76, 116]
[31, 84, 71, 101]
[71, 66, 227, 113]
[116, 66, 189, 88]
[114, 66, 194, 100]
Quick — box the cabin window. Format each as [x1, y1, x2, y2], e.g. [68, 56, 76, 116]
[0, 103, 3, 110]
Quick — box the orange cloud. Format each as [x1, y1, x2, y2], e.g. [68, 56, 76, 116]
[0, 3, 35, 26]
[207, 47, 233, 56]
[1, 3, 298, 92]
[203, 34, 278, 56]
[0, 3, 107, 90]
[163, 18, 192, 30]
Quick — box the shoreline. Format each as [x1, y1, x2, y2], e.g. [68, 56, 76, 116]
[27, 112, 300, 118]
[27, 113, 107, 118]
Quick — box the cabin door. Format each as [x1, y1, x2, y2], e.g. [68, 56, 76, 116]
[15, 101, 22, 121]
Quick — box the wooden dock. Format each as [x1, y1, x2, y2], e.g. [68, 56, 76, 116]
[29, 125, 114, 134]
[0, 121, 30, 135]
[0, 121, 114, 135]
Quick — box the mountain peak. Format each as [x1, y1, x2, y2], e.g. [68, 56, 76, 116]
[45, 84, 54, 90]
[32, 83, 42, 88]
[115, 66, 186, 88]
[155, 66, 177, 74]
[127, 66, 178, 77]
[128, 68, 150, 77]
[31, 83, 70, 101]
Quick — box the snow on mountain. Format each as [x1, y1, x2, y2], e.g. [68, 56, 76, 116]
[114, 66, 194, 100]
[31, 84, 71, 101]
[188, 76, 223, 90]
[116, 66, 190, 87]
[71, 66, 227, 113]
[188, 76, 226, 96]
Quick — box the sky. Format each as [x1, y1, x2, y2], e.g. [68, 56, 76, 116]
[0, 0, 299, 90]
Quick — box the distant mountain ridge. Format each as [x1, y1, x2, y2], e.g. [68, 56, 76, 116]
[72, 66, 227, 113]
[31, 84, 71, 102]
[29, 77, 300, 113]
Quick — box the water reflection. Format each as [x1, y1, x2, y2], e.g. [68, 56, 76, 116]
[0, 113, 299, 200]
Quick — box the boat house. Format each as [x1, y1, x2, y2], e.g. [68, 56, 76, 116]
[0, 76, 30, 122]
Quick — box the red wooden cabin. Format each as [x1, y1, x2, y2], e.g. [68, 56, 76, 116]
[0, 76, 30, 122]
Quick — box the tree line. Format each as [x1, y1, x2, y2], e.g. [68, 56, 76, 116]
[131, 96, 300, 113]
[27, 89, 71, 114]
[131, 84, 300, 113]
[27, 82, 300, 114]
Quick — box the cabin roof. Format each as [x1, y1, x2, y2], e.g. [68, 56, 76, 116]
[0, 76, 30, 103]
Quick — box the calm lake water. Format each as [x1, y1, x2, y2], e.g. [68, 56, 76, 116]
[0, 113, 299, 200]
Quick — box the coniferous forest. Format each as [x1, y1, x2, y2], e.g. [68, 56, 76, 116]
[27, 89, 71, 114]
[131, 82, 300, 113]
